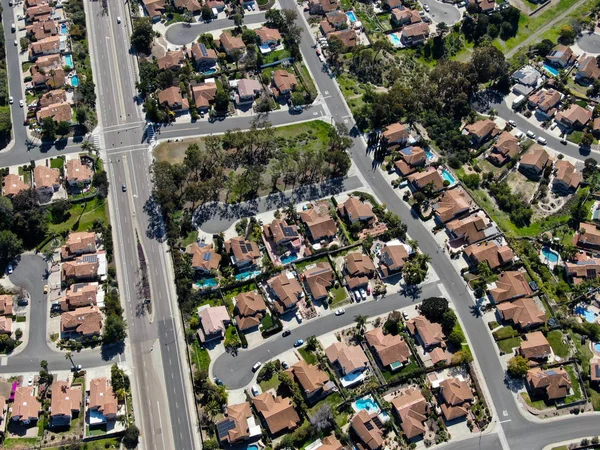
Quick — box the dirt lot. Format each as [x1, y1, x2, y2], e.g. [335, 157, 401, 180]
[506, 170, 539, 204]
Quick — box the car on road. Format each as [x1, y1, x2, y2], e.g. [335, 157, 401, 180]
[9, 96, 13, 104]
[281, 361, 289, 369]
[560, 137, 567, 145]
[19, 99, 23, 107]
[294, 339, 304, 347]
[71, 364, 82, 372]
[335, 308, 345, 316]
[508, 120, 517, 127]
[359, 288, 367, 300]
[122, 184, 127, 192]
[14, 40, 17, 46]
[423, 4, 430, 12]
[290, 105, 302, 114]
[6, 264, 13, 274]
[252, 362, 262, 372]
[537, 136, 547, 145]
[515, 131, 524, 139]
[526, 130, 536, 139]
[27, 376, 33, 386]
[43, 285, 49, 294]
[117, 16, 121, 23]
[251, 385, 260, 396]
[282, 330, 291, 337]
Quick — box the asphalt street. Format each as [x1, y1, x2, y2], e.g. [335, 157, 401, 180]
[420, 0, 462, 25]
[577, 32, 600, 53]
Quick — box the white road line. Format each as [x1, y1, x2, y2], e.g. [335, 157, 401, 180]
[499, 419, 512, 423]
[156, 401, 166, 450]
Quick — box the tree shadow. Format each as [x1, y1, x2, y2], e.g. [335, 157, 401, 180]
[101, 342, 125, 361]
[144, 197, 167, 242]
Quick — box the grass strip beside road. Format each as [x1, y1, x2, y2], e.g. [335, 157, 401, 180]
[298, 347, 318, 365]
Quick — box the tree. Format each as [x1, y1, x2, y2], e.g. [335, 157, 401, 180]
[11, 188, 49, 248]
[451, 349, 473, 364]
[131, 18, 155, 54]
[0, 196, 14, 230]
[102, 314, 127, 344]
[471, 46, 509, 85]
[327, 35, 345, 70]
[447, 328, 465, 346]
[50, 199, 71, 223]
[306, 335, 318, 351]
[291, 91, 306, 106]
[419, 297, 450, 323]
[233, 13, 243, 28]
[354, 314, 368, 334]
[203, 439, 219, 450]
[56, 121, 70, 136]
[122, 425, 140, 449]
[241, 29, 258, 46]
[441, 310, 457, 334]
[507, 355, 529, 377]
[215, 89, 229, 112]
[0, 230, 23, 272]
[75, 107, 87, 126]
[201, 5, 213, 21]
[111, 364, 131, 392]
[310, 404, 333, 433]
[532, 39, 555, 57]
[41, 117, 56, 141]
[583, 157, 598, 179]
[581, 132, 594, 148]
[93, 170, 109, 199]
[463, 173, 480, 189]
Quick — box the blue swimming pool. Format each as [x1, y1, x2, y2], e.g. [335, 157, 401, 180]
[60, 23, 68, 34]
[346, 11, 357, 22]
[425, 149, 434, 160]
[595, 343, 600, 352]
[246, 445, 259, 450]
[543, 64, 559, 77]
[65, 54, 73, 68]
[388, 32, 402, 47]
[281, 253, 298, 264]
[575, 305, 598, 323]
[196, 278, 217, 288]
[541, 246, 559, 263]
[352, 396, 380, 414]
[235, 270, 261, 281]
[71, 75, 79, 87]
[441, 169, 455, 184]
[203, 68, 217, 75]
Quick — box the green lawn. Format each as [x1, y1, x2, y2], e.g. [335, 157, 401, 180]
[259, 374, 280, 392]
[381, 357, 420, 381]
[493, 325, 519, 341]
[547, 330, 569, 358]
[50, 157, 64, 169]
[2, 438, 40, 449]
[296, 255, 331, 272]
[190, 342, 211, 372]
[567, 130, 583, 145]
[18, 166, 32, 185]
[298, 347, 318, 365]
[47, 197, 107, 235]
[295, 62, 317, 98]
[330, 286, 348, 305]
[47, 437, 120, 449]
[520, 392, 549, 410]
[564, 364, 582, 403]
[263, 48, 292, 65]
[308, 392, 348, 426]
[497, 337, 522, 354]
[181, 230, 198, 247]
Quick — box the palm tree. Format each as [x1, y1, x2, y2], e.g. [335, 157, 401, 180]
[284, 201, 298, 223]
[65, 351, 75, 368]
[354, 314, 368, 334]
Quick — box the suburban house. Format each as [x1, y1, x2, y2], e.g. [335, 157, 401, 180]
[62, 254, 100, 282]
[305, 436, 344, 450]
[0, 315, 11, 335]
[303, 262, 335, 302]
[224, 237, 261, 269]
[285, 360, 335, 401]
[406, 315, 445, 350]
[263, 218, 301, 246]
[377, 242, 409, 278]
[299, 202, 338, 242]
[61, 305, 102, 339]
[488, 271, 533, 303]
[519, 145, 550, 180]
[351, 410, 385, 450]
[255, 27, 282, 46]
[2, 174, 29, 197]
[518, 331, 552, 361]
[330, 30, 359, 50]
[197, 305, 231, 343]
[468, 0, 496, 12]
[88, 378, 118, 423]
[400, 22, 430, 46]
[26, 19, 58, 40]
[25, 3, 53, 21]
[308, 0, 340, 14]
[575, 222, 600, 251]
[157, 50, 185, 71]
[11, 387, 41, 424]
[174, 0, 202, 12]
[433, 188, 474, 224]
[497, 297, 546, 330]
[186, 242, 221, 273]
[555, 104, 592, 129]
[407, 167, 445, 192]
[565, 253, 600, 284]
[512, 66, 542, 92]
[29, 35, 62, 58]
[575, 56, 600, 84]
[325, 341, 368, 377]
[528, 88, 562, 117]
[219, 32, 246, 56]
[546, 45, 574, 68]
[344, 252, 375, 290]
[234, 78, 263, 105]
[33, 165, 60, 194]
[37, 102, 72, 124]
[61, 282, 98, 311]
[233, 291, 266, 332]
[320, 11, 348, 34]
[463, 240, 514, 270]
[215, 402, 261, 445]
[383, 0, 403, 8]
[365, 327, 411, 371]
[31, 66, 66, 89]
[464, 119, 500, 146]
[391, 7, 422, 27]
[392, 387, 427, 440]
[272, 70, 298, 97]
[207, 0, 225, 11]
[268, 271, 304, 314]
[438, 377, 474, 421]
[65, 159, 92, 187]
[49, 381, 81, 428]
[157, 86, 189, 113]
[141, 0, 166, 21]
[381, 122, 409, 149]
[526, 367, 572, 400]
[39, 89, 67, 107]
[553, 160, 582, 195]
[190, 42, 218, 72]
[393, 146, 427, 176]
[61, 231, 96, 260]
[488, 131, 521, 166]
[446, 213, 497, 246]
[337, 196, 375, 224]
[252, 392, 300, 435]
[0, 295, 13, 316]
[192, 82, 217, 112]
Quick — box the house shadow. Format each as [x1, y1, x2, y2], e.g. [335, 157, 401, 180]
[101, 342, 125, 361]
[7, 420, 37, 437]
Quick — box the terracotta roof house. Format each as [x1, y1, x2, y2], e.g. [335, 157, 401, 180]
[378, 243, 409, 278]
[65, 159, 92, 187]
[407, 167, 445, 192]
[174, 0, 202, 12]
[0, 295, 13, 316]
[382, 123, 409, 148]
[286, 359, 334, 400]
[234, 291, 266, 332]
[329, 29, 358, 48]
[141, 0, 166, 21]
[2, 173, 28, 197]
[35, 54, 62, 69]
[526, 367, 571, 400]
[224, 237, 261, 269]
[430, 347, 450, 366]
[0, 316, 11, 335]
[255, 27, 282, 46]
[306, 435, 344, 450]
[591, 359, 600, 384]
[157, 50, 186, 71]
[33, 165, 60, 194]
[391, 7, 422, 26]
[345, 252, 376, 277]
[439, 377, 474, 421]
[488, 271, 533, 303]
[263, 218, 300, 246]
[158, 86, 189, 112]
[11, 387, 41, 424]
[394, 146, 427, 176]
[303, 262, 335, 301]
[26, 19, 58, 40]
[383, 0, 403, 8]
[464, 119, 500, 146]
[400, 22, 430, 46]
[186, 243, 221, 273]
[565, 253, 600, 284]
[365, 327, 411, 370]
[325, 341, 368, 375]
[321, 10, 348, 33]
[351, 410, 385, 450]
[39, 89, 67, 107]
[192, 82, 217, 111]
[235, 78, 263, 105]
[49, 381, 81, 428]
[190, 42, 218, 71]
[62, 254, 100, 282]
[528, 88, 562, 116]
[556, 104, 592, 129]
[463, 240, 514, 270]
[197, 305, 231, 342]
[268, 271, 304, 314]
[576, 222, 600, 251]
[446, 213, 495, 245]
[31, 66, 66, 89]
[546, 45, 574, 68]
[519, 331, 552, 360]
[61, 305, 102, 338]
[432, 188, 473, 224]
[88, 378, 118, 422]
[253, 392, 300, 435]
[575, 56, 600, 84]
[272, 69, 298, 96]
[406, 315, 445, 350]
[61, 282, 98, 311]
[36, 102, 72, 123]
[216, 402, 261, 444]
[308, 0, 340, 14]
[299, 202, 337, 242]
[219, 32, 245, 55]
[392, 387, 427, 439]
[61, 232, 96, 260]
[25, 5, 53, 22]
[553, 160, 582, 195]
[497, 297, 546, 330]
[468, 0, 496, 12]
[337, 196, 375, 224]
[29, 34, 63, 58]
[488, 131, 521, 166]
[519, 145, 550, 180]
[207, 0, 225, 11]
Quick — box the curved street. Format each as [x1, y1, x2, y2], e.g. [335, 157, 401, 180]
[420, 0, 462, 25]
[577, 32, 600, 54]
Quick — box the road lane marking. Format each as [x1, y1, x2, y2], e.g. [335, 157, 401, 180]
[499, 419, 511, 423]
[503, 410, 508, 416]
[0, 357, 6, 366]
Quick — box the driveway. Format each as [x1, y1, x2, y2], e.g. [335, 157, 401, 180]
[420, 0, 462, 25]
[577, 32, 600, 55]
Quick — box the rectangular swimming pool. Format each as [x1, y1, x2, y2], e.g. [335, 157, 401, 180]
[65, 54, 73, 68]
[543, 64, 559, 77]
[441, 169, 455, 184]
[346, 11, 357, 22]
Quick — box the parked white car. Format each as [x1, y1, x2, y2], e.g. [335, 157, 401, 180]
[537, 136, 547, 145]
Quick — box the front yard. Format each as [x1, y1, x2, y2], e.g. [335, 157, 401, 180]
[547, 330, 569, 358]
[497, 336, 522, 354]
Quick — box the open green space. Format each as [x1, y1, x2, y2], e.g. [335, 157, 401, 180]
[298, 347, 318, 365]
[46, 437, 121, 449]
[50, 157, 64, 169]
[497, 336, 522, 354]
[493, 325, 519, 341]
[263, 48, 292, 65]
[308, 392, 348, 427]
[547, 330, 569, 358]
[47, 197, 107, 235]
[190, 342, 211, 372]
[2, 438, 40, 449]
[181, 230, 198, 247]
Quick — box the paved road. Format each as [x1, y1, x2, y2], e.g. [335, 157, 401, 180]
[576, 32, 600, 54]
[165, 12, 266, 45]
[420, 0, 462, 25]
